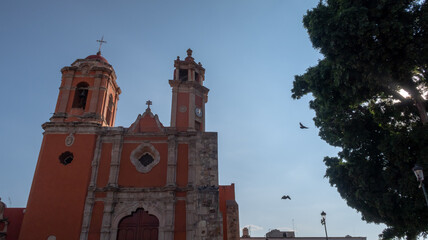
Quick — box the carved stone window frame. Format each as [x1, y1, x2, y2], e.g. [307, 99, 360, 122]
[130, 143, 160, 173]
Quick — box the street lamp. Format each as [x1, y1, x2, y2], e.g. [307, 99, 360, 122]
[412, 164, 428, 207]
[320, 211, 328, 240]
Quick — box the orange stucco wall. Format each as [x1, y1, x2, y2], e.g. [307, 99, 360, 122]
[176, 92, 189, 131]
[88, 201, 104, 240]
[219, 184, 236, 240]
[3, 208, 25, 240]
[176, 144, 188, 187]
[173, 144, 188, 240]
[19, 134, 97, 240]
[195, 95, 202, 107]
[118, 143, 168, 187]
[137, 116, 161, 132]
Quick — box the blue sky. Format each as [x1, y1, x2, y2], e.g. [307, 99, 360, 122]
[0, 1, 386, 239]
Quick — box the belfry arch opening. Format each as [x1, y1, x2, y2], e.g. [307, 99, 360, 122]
[117, 208, 159, 240]
[179, 69, 188, 81]
[72, 82, 89, 109]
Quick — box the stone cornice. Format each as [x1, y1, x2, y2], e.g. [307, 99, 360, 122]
[174, 59, 205, 72]
[42, 122, 102, 132]
[168, 80, 209, 94]
[59, 86, 108, 91]
[61, 66, 78, 73]
[94, 186, 195, 193]
[41, 122, 217, 138]
[92, 66, 113, 75]
[71, 58, 113, 68]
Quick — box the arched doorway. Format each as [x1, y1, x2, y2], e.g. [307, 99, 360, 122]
[117, 208, 159, 240]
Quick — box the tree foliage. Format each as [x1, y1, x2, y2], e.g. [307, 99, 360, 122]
[292, 0, 428, 239]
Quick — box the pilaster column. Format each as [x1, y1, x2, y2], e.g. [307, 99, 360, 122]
[89, 135, 103, 187]
[96, 71, 108, 121]
[190, 69, 195, 82]
[202, 94, 207, 131]
[167, 135, 177, 186]
[175, 68, 179, 81]
[188, 139, 196, 186]
[107, 135, 123, 187]
[57, 71, 75, 113]
[186, 192, 197, 240]
[171, 88, 178, 128]
[100, 192, 115, 240]
[80, 136, 103, 240]
[79, 193, 95, 240]
[88, 75, 102, 113]
[163, 199, 175, 240]
[188, 88, 196, 130]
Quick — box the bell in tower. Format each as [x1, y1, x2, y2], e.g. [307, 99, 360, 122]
[169, 49, 209, 131]
[51, 51, 121, 126]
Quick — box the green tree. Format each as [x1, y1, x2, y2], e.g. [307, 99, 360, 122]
[292, 0, 428, 239]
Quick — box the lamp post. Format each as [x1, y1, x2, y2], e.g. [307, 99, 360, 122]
[412, 164, 428, 207]
[320, 211, 328, 240]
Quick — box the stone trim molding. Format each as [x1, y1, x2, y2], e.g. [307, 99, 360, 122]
[130, 142, 160, 173]
[108, 135, 124, 187]
[79, 135, 103, 240]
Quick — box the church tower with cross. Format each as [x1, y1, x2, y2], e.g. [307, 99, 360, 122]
[17, 48, 240, 240]
[170, 48, 208, 132]
[50, 48, 120, 126]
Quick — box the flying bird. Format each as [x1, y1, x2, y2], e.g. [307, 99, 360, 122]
[281, 195, 291, 200]
[299, 122, 309, 129]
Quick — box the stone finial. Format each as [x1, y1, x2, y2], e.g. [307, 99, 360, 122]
[185, 48, 194, 61]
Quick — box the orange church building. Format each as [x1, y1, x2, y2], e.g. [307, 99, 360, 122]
[5, 49, 239, 240]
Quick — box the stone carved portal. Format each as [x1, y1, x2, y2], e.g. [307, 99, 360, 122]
[117, 208, 159, 240]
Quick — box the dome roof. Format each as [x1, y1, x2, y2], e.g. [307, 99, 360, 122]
[85, 51, 108, 63]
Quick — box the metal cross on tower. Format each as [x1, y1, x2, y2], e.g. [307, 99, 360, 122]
[96, 36, 107, 53]
[146, 100, 152, 109]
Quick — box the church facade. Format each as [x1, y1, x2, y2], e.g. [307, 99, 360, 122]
[15, 49, 239, 240]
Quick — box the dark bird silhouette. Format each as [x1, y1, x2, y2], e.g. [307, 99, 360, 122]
[299, 122, 309, 129]
[281, 195, 291, 200]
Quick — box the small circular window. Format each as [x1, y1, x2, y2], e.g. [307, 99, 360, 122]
[59, 151, 74, 165]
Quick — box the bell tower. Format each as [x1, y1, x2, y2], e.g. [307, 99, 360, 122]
[51, 51, 121, 126]
[169, 49, 209, 131]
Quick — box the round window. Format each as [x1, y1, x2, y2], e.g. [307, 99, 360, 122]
[59, 151, 74, 165]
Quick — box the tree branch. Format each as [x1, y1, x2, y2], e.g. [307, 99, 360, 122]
[401, 81, 428, 124]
